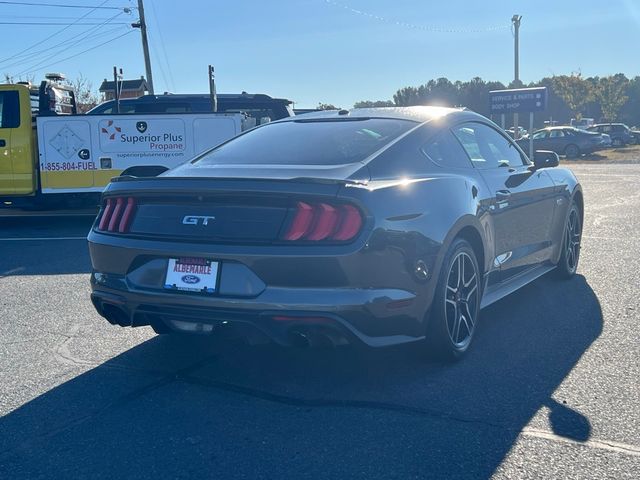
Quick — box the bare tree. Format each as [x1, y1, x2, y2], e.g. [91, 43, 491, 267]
[317, 102, 339, 110]
[67, 74, 100, 113]
[3, 73, 35, 84]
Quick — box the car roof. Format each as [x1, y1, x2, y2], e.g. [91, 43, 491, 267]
[128, 93, 290, 103]
[279, 106, 468, 123]
[96, 93, 292, 106]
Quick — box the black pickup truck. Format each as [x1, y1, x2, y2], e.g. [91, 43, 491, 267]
[87, 93, 294, 122]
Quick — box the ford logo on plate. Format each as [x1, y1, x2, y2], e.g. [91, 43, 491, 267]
[181, 275, 200, 284]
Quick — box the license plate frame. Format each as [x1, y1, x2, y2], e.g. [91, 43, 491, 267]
[163, 257, 219, 294]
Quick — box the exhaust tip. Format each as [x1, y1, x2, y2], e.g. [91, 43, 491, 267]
[288, 328, 348, 349]
[101, 304, 131, 327]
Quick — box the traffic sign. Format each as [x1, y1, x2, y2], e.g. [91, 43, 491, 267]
[489, 87, 547, 114]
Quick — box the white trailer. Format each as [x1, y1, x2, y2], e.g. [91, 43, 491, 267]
[36, 113, 251, 194]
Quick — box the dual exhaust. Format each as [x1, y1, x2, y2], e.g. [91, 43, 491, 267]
[95, 297, 350, 348]
[288, 328, 349, 349]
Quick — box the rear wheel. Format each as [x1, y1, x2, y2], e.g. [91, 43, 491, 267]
[555, 202, 582, 279]
[612, 137, 624, 147]
[425, 239, 481, 361]
[564, 144, 580, 159]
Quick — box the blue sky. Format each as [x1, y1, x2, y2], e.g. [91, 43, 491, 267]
[2, 0, 640, 108]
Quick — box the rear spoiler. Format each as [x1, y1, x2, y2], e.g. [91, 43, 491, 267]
[111, 175, 367, 186]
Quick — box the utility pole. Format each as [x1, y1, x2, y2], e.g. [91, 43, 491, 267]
[133, 0, 154, 95]
[113, 66, 121, 113]
[512, 14, 522, 137]
[208, 65, 218, 112]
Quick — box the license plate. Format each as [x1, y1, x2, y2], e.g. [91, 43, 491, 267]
[164, 257, 218, 293]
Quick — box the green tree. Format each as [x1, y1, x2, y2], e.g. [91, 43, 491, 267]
[393, 86, 421, 106]
[353, 100, 394, 108]
[551, 74, 593, 120]
[619, 76, 640, 126]
[594, 74, 629, 121]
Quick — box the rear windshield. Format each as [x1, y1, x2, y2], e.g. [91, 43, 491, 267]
[194, 118, 416, 166]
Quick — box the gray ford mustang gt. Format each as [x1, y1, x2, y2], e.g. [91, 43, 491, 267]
[88, 106, 583, 360]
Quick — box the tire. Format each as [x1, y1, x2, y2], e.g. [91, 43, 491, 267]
[564, 144, 580, 159]
[425, 238, 481, 361]
[612, 138, 624, 147]
[555, 202, 582, 279]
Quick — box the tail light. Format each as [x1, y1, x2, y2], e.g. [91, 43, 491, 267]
[97, 197, 137, 233]
[281, 201, 363, 242]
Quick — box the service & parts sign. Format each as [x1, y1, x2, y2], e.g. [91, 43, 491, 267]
[99, 118, 186, 154]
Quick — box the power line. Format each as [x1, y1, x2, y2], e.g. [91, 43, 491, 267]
[148, 0, 175, 91]
[323, 0, 511, 33]
[0, 0, 113, 64]
[0, 1, 129, 9]
[0, 25, 127, 69]
[16, 29, 135, 76]
[0, 14, 123, 19]
[0, 21, 130, 24]
[13, 11, 127, 74]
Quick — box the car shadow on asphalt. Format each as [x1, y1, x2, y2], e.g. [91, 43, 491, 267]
[0, 274, 602, 478]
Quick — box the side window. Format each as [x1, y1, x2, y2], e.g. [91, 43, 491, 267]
[452, 122, 527, 169]
[549, 130, 564, 138]
[0, 91, 20, 129]
[532, 130, 547, 140]
[421, 130, 473, 169]
[224, 108, 277, 125]
[137, 103, 190, 113]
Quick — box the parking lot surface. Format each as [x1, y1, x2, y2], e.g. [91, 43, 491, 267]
[0, 164, 639, 479]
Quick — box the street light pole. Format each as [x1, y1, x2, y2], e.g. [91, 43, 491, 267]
[136, 0, 154, 95]
[512, 14, 521, 84]
[512, 14, 522, 137]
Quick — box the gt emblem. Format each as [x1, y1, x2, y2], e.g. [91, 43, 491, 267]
[182, 215, 216, 226]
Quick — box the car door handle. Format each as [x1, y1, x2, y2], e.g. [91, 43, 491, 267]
[0, 139, 6, 147]
[495, 190, 511, 202]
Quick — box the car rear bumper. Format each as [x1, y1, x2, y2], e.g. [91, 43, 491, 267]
[90, 276, 425, 347]
[87, 231, 437, 348]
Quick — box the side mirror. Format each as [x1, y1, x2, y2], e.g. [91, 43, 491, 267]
[532, 150, 559, 169]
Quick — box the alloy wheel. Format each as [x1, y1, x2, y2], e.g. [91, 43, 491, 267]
[444, 252, 479, 349]
[565, 208, 581, 272]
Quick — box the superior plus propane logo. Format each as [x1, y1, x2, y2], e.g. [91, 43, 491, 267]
[98, 118, 186, 152]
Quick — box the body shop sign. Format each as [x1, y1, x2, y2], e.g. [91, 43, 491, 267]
[99, 118, 185, 152]
[489, 87, 548, 114]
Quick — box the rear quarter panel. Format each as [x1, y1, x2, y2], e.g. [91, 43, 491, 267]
[541, 166, 581, 262]
[338, 172, 493, 313]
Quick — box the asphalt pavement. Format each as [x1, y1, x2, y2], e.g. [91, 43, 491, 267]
[0, 163, 638, 479]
